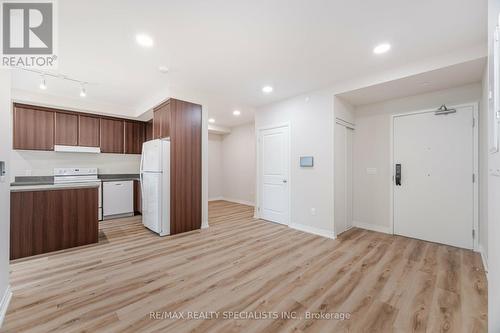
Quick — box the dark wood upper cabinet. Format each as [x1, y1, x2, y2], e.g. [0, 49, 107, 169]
[153, 101, 170, 139]
[145, 120, 153, 141]
[124, 121, 145, 154]
[54, 112, 78, 146]
[13, 103, 147, 154]
[78, 115, 100, 147]
[153, 111, 160, 139]
[100, 118, 124, 153]
[13, 105, 55, 151]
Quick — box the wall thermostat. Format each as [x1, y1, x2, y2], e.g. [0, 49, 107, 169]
[300, 156, 314, 167]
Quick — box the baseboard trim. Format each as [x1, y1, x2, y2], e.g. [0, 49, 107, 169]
[211, 197, 255, 206]
[289, 223, 336, 240]
[479, 244, 489, 278]
[353, 221, 392, 234]
[0, 285, 12, 328]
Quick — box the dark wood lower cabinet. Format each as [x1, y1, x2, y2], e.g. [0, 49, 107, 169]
[10, 187, 98, 260]
[134, 180, 141, 214]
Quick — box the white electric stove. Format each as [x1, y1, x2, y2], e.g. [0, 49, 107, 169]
[53, 168, 102, 220]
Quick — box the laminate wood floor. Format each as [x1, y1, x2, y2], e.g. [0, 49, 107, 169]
[1, 201, 487, 332]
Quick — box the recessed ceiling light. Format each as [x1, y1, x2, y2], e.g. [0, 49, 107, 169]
[262, 86, 273, 94]
[39, 76, 47, 90]
[233, 110, 241, 116]
[373, 43, 391, 54]
[158, 66, 169, 73]
[136, 34, 154, 47]
[208, 118, 215, 123]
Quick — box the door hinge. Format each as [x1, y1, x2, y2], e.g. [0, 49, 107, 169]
[472, 229, 475, 239]
[472, 173, 476, 183]
[472, 118, 476, 127]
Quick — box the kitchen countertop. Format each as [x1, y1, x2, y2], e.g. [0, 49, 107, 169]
[10, 182, 101, 192]
[10, 174, 140, 191]
[99, 174, 140, 182]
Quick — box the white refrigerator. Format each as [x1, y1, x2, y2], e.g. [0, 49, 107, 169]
[140, 139, 170, 236]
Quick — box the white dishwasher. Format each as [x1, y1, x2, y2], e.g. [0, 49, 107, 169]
[103, 181, 134, 219]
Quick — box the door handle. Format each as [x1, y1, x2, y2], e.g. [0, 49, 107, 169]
[282, 179, 287, 183]
[395, 164, 402, 186]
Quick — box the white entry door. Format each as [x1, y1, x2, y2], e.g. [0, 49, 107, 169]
[393, 105, 476, 249]
[334, 123, 353, 235]
[259, 126, 289, 225]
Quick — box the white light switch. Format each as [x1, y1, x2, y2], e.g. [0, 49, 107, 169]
[310, 208, 316, 216]
[366, 168, 377, 175]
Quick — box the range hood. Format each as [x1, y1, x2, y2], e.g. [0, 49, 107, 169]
[54, 145, 101, 153]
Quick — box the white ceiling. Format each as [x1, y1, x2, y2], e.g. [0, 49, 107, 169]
[11, 0, 487, 126]
[337, 58, 487, 106]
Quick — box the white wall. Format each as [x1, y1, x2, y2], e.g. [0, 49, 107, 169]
[0, 70, 12, 326]
[208, 123, 256, 205]
[10, 151, 141, 181]
[488, 0, 500, 331]
[255, 90, 335, 237]
[220, 123, 256, 205]
[352, 83, 483, 232]
[208, 134, 223, 200]
[334, 96, 355, 123]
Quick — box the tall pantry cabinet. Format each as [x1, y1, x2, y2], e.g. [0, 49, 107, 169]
[152, 98, 202, 235]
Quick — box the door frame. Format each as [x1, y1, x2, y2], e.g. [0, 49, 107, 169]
[389, 102, 479, 250]
[334, 118, 355, 235]
[255, 122, 291, 226]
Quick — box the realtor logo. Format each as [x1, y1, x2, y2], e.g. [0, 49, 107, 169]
[1, 0, 58, 68]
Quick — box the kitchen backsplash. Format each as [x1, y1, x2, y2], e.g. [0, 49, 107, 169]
[10, 150, 141, 181]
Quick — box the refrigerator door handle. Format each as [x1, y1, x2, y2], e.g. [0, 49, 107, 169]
[139, 149, 145, 173]
[139, 149, 145, 216]
[140, 173, 144, 212]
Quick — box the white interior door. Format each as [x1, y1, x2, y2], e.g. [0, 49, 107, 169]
[393, 105, 475, 249]
[335, 123, 353, 235]
[259, 126, 289, 225]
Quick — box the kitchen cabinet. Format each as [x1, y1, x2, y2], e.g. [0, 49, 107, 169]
[169, 99, 202, 234]
[134, 180, 141, 214]
[153, 101, 170, 139]
[145, 120, 153, 141]
[100, 118, 124, 153]
[148, 98, 202, 235]
[103, 181, 134, 218]
[13, 105, 54, 150]
[79, 115, 100, 147]
[55, 112, 78, 146]
[13, 103, 146, 154]
[124, 121, 145, 154]
[10, 187, 98, 260]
